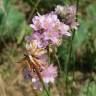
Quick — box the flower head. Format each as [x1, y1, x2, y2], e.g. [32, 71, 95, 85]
[41, 64, 57, 83]
[55, 5, 79, 29]
[28, 12, 70, 47]
[31, 64, 57, 91]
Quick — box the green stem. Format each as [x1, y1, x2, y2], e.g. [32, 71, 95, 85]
[28, 0, 41, 23]
[65, 32, 74, 96]
[76, 0, 79, 22]
[54, 52, 62, 76]
[65, 0, 79, 96]
[48, 46, 51, 64]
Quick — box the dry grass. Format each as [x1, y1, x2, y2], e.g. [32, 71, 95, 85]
[0, 43, 34, 96]
[0, 43, 59, 96]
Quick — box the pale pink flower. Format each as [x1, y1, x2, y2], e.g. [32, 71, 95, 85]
[29, 12, 70, 47]
[30, 16, 42, 31]
[66, 5, 79, 29]
[25, 32, 44, 48]
[67, 5, 76, 16]
[30, 12, 59, 31]
[41, 64, 57, 83]
[59, 23, 71, 36]
[31, 64, 57, 91]
[55, 5, 79, 29]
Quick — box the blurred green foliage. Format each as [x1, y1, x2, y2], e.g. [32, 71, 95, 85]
[0, 0, 33, 44]
[0, 0, 24, 42]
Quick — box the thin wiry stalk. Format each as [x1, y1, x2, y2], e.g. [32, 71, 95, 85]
[65, 0, 79, 96]
[48, 46, 51, 64]
[64, 34, 73, 96]
[71, 0, 80, 95]
[28, 0, 41, 23]
[76, 0, 79, 22]
[64, 24, 75, 96]
[54, 51, 62, 77]
[48, 46, 62, 76]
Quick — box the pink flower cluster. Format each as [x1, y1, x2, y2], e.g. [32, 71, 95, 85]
[26, 12, 70, 48]
[23, 5, 78, 91]
[24, 40, 57, 91]
[55, 5, 79, 29]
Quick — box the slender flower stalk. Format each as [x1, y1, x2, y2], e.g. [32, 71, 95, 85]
[28, 0, 41, 23]
[64, 0, 79, 96]
[71, 0, 80, 84]
[53, 48, 62, 76]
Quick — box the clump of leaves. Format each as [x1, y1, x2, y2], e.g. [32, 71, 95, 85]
[0, 0, 32, 44]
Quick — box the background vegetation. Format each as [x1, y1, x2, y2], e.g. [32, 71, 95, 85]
[0, 0, 96, 96]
